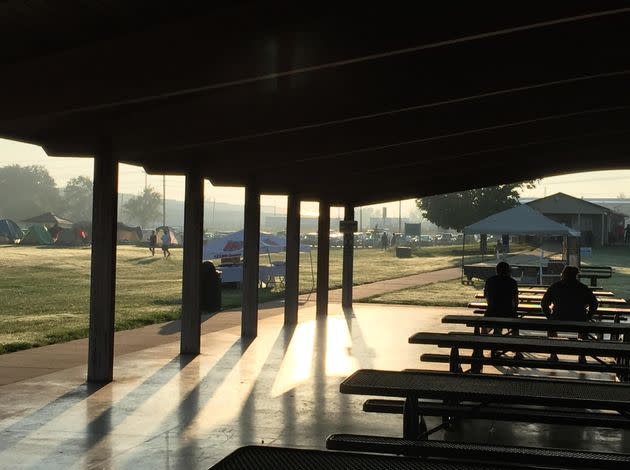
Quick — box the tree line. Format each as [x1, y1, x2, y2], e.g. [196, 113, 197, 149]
[0, 164, 162, 227]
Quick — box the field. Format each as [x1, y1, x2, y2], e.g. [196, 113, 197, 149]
[366, 246, 630, 307]
[0, 243, 478, 354]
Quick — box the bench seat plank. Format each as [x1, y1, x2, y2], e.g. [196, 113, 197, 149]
[419, 352, 628, 373]
[409, 332, 630, 357]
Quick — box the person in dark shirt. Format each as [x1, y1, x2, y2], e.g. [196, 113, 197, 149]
[541, 266, 598, 362]
[483, 262, 521, 359]
[541, 266, 598, 321]
[484, 261, 519, 318]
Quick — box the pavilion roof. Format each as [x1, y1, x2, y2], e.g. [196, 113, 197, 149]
[1, 4, 630, 204]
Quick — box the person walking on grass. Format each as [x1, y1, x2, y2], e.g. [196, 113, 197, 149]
[149, 230, 157, 256]
[161, 229, 171, 258]
[541, 266, 598, 363]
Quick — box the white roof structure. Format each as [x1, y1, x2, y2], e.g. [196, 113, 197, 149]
[464, 204, 580, 236]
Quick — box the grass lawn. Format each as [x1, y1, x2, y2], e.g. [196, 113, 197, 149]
[582, 246, 630, 299]
[0, 243, 477, 354]
[366, 246, 630, 307]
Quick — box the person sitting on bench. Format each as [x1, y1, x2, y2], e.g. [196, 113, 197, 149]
[483, 262, 521, 358]
[542, 266, 598, 362]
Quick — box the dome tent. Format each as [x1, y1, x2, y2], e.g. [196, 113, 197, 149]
[0, 219, 22, 243]
[20, 224, 53, 245]
[155, 226, 181, 246]
[117, 222, 143, 243]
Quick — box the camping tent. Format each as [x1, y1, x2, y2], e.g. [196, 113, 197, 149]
[464, 204, 581, 237]
[117, 222, 143, 243]
[0, 219, 23, 243]
[20, 224, 53, 245]
[55, 224, 90, 245]
[203, 230, 311, 260]
[155, 226, 181, 246]
[22, 212, 73, 229]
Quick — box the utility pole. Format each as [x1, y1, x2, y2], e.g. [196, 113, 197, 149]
[119, 194, 124, 220]
[359, 207, 363, 232]
[162, 175, 166, 227]
[398, 200, 402, 233]
[212, 199, 216, 230]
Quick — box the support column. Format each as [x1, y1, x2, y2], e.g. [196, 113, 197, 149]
[316, 200, 331, 316]
[87, 144, 118, 383]
[242, 183, 261, 338]
[181, 171, 204, 355]
[284, 193, 300, 325]
[342, 204, 355, 308]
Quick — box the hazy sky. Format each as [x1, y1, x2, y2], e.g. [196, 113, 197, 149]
[1, 137, 629, 217]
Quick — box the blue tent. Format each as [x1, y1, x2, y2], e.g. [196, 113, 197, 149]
[0, 219, 22, 242]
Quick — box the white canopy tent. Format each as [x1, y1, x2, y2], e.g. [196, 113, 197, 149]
[464, 204, 580, 237]
[203, 230, 312, 286]
[203, 230, 311, 260]
[463, 205, 580, 283]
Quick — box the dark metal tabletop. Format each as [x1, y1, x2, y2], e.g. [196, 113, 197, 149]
[441, 315, 630, 334]
[340, 369, 630, 410]
[468, 301, 630, 314]
[209, 445, 528, 470]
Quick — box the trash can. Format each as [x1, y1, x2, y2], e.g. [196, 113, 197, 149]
[200, 261, 222, 312]
[395, 246, 412, 258]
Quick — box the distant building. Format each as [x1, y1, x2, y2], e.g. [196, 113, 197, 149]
[526, 192, 626, 247]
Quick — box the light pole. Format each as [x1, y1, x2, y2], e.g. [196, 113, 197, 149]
[162, 175, 166, 227]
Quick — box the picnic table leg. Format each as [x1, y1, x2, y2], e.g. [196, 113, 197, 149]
[449, 347, 463, 373]
[611, 313, 620, 341]
[618, 335, 630, 383]
[403, 397, 426, 439]
[470, 347, 483, 374]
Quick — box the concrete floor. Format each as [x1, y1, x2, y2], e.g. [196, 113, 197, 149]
[1, 302, 630, 469]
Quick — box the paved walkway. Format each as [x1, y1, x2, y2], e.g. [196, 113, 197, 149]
[328, 267, 461, 301]
[0, 267, 461, 386]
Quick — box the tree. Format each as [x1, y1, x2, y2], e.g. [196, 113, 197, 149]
[0, 164, 62, 220]
[122, 186, 162, 228]
[416, 182, 536, 232]
[63, 176, 93, 221]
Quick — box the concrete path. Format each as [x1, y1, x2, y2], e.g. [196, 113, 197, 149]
[0, 267, 462, 386]
[328, 266, 461, 301]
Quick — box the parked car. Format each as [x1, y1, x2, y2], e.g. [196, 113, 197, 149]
[419, 234, 434, 246]
[436, 233, 455, 245]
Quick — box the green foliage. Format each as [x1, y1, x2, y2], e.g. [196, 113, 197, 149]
[416, 182, 536, 232]
[123, 186, 162, 228]
[62, 176, 93, 221]
[0, 164, 61, 220]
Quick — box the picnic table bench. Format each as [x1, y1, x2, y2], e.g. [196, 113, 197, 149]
[340, 369, 630, 440]
[474, 293, 626, 304]
[209, 444, 630, 469]
[579, 265, 613, 286]
[410, 332, 630, 379]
